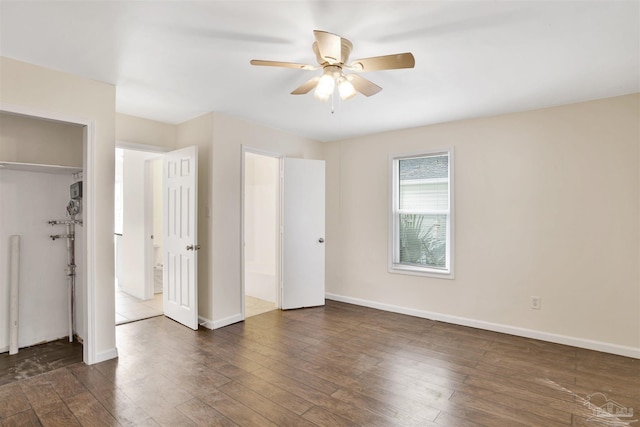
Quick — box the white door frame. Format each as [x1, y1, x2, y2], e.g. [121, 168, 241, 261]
[0, 103, 97, 364]
[240, 145, 283, 320]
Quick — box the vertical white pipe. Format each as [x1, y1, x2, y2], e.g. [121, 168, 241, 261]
[66, 223, 73, 342]
[70, 222, 76, 342]
[9, 235, 20, 355]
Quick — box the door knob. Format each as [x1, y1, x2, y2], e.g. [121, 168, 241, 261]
[318, 238, 324, 243]
[186, 244, 201, 251]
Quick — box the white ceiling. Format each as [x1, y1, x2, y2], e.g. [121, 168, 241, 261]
[1, 1, 638, 142]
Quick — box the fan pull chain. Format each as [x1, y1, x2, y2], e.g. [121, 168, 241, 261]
[331, 92, 335, 114]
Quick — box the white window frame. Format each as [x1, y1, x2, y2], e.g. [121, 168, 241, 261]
[389, 148, 454, 279]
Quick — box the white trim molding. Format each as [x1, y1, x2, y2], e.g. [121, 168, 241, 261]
[198, 315, 215, 330]
[82, 120, 98, 365]
[94, 347, 119, 364]
[116, 140, 170, 153]
[325, 293, 640, 359]
[211, 313, 244, 330]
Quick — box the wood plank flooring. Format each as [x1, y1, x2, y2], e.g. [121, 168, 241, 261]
[1, 300, 638, 426]
[0, 338, 82, 387]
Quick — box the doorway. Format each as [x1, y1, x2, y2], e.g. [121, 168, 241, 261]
[243, 149, 281, 318]
[114, 147, 164, 324]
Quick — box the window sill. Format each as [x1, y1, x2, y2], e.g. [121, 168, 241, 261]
[389, 264, 454, 280]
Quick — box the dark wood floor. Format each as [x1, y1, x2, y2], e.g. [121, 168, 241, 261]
[1, 300, 638, 426]
[0, 338, 82, 387]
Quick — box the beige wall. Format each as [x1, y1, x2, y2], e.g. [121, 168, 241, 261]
[116, 113, 177, 150]
[0, 112, 84, 166]
[0, 56, 117, 362]
[326, 94, 640, 353]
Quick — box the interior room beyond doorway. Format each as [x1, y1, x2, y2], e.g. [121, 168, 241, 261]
[114, 147, 164, 324]
[244, 151, 280, 318]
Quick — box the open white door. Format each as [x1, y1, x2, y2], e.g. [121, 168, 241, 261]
[163, 146, 199, 329]
[282, 158, 325, 309]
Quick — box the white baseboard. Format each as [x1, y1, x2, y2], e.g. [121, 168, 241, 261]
[325, 293, 640, 359]
[198, 315, 215, 330]
[210, 313, 244, 330]
[92, 347, 119, 364]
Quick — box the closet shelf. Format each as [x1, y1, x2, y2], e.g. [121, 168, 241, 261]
[0, 161, 82, 175]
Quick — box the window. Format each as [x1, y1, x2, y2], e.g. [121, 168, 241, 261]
[390, 149, 453, 278]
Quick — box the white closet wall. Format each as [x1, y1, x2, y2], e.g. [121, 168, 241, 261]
[0, 168, 82, 350]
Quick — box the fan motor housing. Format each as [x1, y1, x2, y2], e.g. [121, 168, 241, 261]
[312, 38, 353, 65]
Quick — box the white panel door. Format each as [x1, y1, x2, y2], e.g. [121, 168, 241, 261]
[163, 146, 198, 329]
[282, 158, 325, 309]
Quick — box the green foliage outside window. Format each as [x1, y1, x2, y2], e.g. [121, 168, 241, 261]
[399, 214, 446, 268]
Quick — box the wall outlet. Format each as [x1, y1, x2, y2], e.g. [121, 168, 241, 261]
[531, 296, 541, 310]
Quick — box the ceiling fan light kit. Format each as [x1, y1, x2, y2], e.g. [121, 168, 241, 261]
[314, 72, 336, 101]
[337, 76, 357, 100]
[251, 30, 415, 104]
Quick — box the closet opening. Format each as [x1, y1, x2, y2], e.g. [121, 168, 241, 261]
[0, 111, 86, 380]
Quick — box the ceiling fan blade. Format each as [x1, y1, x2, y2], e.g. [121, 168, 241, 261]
[347, 74, 382, 97]
[250, 60, 317, 70]
[291, 76, 321, 95]
[313, 30, 342, 64]
[349, 52, 415, 72]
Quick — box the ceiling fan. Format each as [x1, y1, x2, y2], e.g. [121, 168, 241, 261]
[250, 30, 415, 101]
